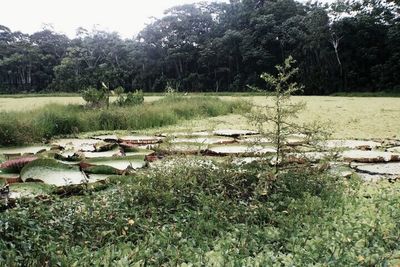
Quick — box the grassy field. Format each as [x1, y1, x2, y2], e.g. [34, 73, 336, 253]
[150, 96, 400, 139]
[0, 95, 399, 139]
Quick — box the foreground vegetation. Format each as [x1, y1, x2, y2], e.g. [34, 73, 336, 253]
[1, 160, 399, 266]
[0, 96, 249, 146]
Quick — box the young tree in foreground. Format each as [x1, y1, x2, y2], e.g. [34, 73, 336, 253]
[249, 56, 328, 174]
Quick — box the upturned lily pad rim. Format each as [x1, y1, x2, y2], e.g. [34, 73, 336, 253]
[0, 145, 51, 157]
[171, 136, 236, 145]
[21, 158, 80, 177]
[84, 155, 146, 163]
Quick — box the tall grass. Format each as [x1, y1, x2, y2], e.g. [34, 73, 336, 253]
[0, 96, 250, 146]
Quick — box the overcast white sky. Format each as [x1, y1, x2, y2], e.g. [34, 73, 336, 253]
[2, 0, 230, 39]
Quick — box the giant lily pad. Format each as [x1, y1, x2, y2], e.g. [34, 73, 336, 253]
[356, 173, 386, 182]
[157, 143, 208, 155]
[21, 159, 88, 186]
[82, 155, 146, 174]
[213, 129, 258, 137]
[237, 136, 272, 144]
[342, 150, 400, 163]
[388, 146, 400, 153]
[286, 152, 333, 163]
[207, 145, 276, 156]
[321, 140, 381, 150]
[119, 135, 163, 145]
[120, 142, 140, 152]
[0, 146, 51, 159]
[55, 150, 84, 162]
[92, 134, 119, 142]
[160, 131, 211, 137]
[94, 141, 117, 152]
[83, 147, 123, 159]
[125, 148, 155, 157]
[351, 162, 400, 176]
[286, 135, 308, 146]
[52, 139, 99, 152]
[119, 142, 154, 156]
[237, 135, 306, 146]
[171, 137, 235, 145]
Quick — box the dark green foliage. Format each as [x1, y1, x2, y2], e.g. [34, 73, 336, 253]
[0, 113, 38, 145]
[1, 160, 399, 265]
[0, 96, 250, 146]
[115, 88, 144, 107]
[34, 106, 82, 138]
[0, 0, 399, 94]
[81, 86, 109, 108]
[124, 90, 144, 106]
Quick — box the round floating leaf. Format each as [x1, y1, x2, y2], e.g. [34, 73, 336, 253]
[82, 155, 147, 174]
[0, 146, 51, 159]
[21, 159, 88, 186]
[212, 129, 258, 137]
[207, 144, 276, 156]
[171, 137, 235, 145]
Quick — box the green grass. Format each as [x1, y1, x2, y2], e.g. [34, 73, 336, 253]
[0, 96, 250, 146]
[330, 91, 400, 97]
[1, 160, 399, 266]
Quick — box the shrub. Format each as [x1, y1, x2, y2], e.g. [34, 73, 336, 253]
[81, 86, 108, 108]
[114, 87, 144, 107]
[1, 160, 376, 266]
[124, 90, 144, 106]
[114, 86, 126, 106]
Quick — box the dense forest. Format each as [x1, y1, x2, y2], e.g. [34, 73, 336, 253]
[0, 0, 399, 94]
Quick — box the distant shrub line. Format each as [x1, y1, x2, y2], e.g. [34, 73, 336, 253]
[0, 96, 250, 146]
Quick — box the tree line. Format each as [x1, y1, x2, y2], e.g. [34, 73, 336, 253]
[0, 0, 399, 94]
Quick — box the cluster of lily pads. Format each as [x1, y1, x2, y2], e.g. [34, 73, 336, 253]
[1, 129, 400, 202]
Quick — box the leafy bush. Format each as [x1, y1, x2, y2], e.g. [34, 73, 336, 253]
[124, 90, 144, 106]
[114, 86, 126, 106]
[81, 86, 108, 108]
[114, 87, 144, 107]
[2, 160, 398, 266]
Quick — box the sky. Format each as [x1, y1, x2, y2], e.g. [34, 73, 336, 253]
[1, 0, 228, 39]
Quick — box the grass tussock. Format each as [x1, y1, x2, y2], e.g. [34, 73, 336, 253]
[1, 160, 399, 266]
[0, 96, 250, 146]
